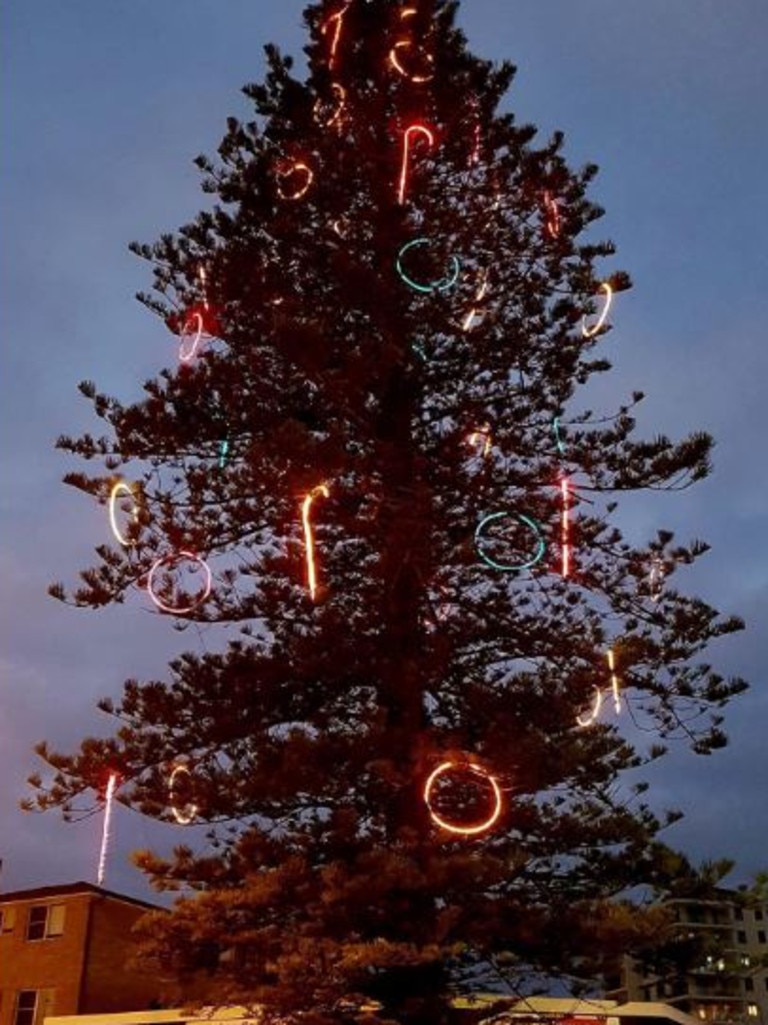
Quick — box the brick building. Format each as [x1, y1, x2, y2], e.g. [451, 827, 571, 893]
[0, 882, 165, 1025]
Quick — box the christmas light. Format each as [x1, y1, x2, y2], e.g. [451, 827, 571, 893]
[178, 310, 204, 363]
[475, 511, 546, 572]
[543, 190, 560, 239]
[168, 764, 198, 825]
[553, 416, 567, 456]
[648, 556, 665, 602]
[218, 438, 230, 469]
[147, 551, 212, 615]
[320, 1, 352, 70]
[96, 771, 118, 887]
[396, 238, 461, 294]
[108, 481, 140, 547]
[398, 123, 435, 205]
[302, 483, 330, 601]
[424, 760, 503, 836]
[389, 41, 435, 83]
[276, 161, 314, 201]
[576, 649, 621, 727]
[560, 475, 571, 578]
[582, 282, 613, 338]
[467, 428, 492, 457]
[313, 83, 346, 128]
[461, 270, 489, 331]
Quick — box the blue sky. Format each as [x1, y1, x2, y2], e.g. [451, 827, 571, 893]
[1, 0, 767, 901]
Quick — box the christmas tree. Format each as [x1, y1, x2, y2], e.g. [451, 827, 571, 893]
[32, 1, 747, 1021]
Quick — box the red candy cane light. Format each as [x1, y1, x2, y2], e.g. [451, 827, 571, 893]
[398, 123, 435, 205]
[321, 1, 352, 70]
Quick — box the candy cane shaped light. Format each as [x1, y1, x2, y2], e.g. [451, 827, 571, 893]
[398, 123, 435, 205]
[560, 475, 572, 578]
[168, 763, 198, 825]
[321, 1, 352, 70]
[461, 270, 489, 331]
[424, 760, 503, 837]
[276, 161, 314, 201]
[97, 771, 118, 887]
[475, 511, 546, 573]
[582, 281, 613, 338]
[302, 483, 330, 601]
[147, 551, 212, 615]
[576, 687, 603, 729]
[396, 238, 461, 294]
[108, 480, 140, 547]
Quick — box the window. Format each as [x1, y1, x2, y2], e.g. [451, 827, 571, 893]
[745, 978, 754, 992]
[759, 930, 767, 944]
[13, 989, 54, 1025]
[25, 904, 65, 941]
[735, 907, 744, 921]
[738, 930, 748, 944]
[755, 909, 764, 921]
[747, 1004, 759, 1018]
[0, 907, 16, 933]
[13, 991, 37, 1025]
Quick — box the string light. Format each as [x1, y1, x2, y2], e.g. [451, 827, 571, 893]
[461, 270, 489, 331]
[218, 438, 230, 469]
[543, 190, 561, 239]
[475, 511, 546, 572]
[147, 551, 212, 615]
[648, 556, 665, 602]
[168, 764, 198, 825]
[302, 484, 330, 601]
[560, 475, 571, 578]
[97, 771, 118, 887]
[398, 123, 435, 205]
[389, 40, 435, 83]
[424, 760, 503, 836]
[553, 416, 567, 456]
[108, 481, 140, 547]
[276, 161, 314, 201]
[396, 238, 461, 294]
[467, 428, 492, 457]
[582, 282, 613, 338]
[178, 310, 204, 363]
[313, 83, 346, 128]
[320, 1, 352, 70]
[576, 649, 621, 727]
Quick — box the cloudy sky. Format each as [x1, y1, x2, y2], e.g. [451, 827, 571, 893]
[2, 0, 766, 903]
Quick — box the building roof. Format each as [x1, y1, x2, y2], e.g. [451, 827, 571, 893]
[0, 880, 162, 912]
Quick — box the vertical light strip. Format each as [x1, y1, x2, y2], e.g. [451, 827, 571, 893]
[97, 772, 118, 887]
[302, 484, 330, 601]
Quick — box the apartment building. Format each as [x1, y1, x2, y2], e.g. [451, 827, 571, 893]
[0, 881, 165, 1025]
[614, 893, 768, 1025]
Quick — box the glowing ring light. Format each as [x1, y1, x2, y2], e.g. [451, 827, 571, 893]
[313, 83, 346, 128]
[389, 41, 434, 83]
[108, 481, 140, 547]
[576, 687, 603, 728]
[424, 760, 502, 836]
[582, 282, 613, 338]
[147, 551, 212, 615]
[396, 238, 460, 294]
[474, 511, 545, 572]
[276, 162, 314, 201]
[178, 311, 204, 363]
[168, 764, 198, 825]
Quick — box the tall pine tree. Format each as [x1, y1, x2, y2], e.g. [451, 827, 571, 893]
[32, 1, 747, 1021]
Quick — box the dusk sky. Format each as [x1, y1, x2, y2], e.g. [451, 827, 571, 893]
[2, 1, 766, 903]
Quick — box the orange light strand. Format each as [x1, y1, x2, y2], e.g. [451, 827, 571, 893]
[302, 484, 330, 601]
[424, 760, 503, 836]
[321, 1, 352, 70]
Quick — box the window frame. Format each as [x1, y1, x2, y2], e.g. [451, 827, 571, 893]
[25, 904, 65, 942]
[13, 990, 37, 1025]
